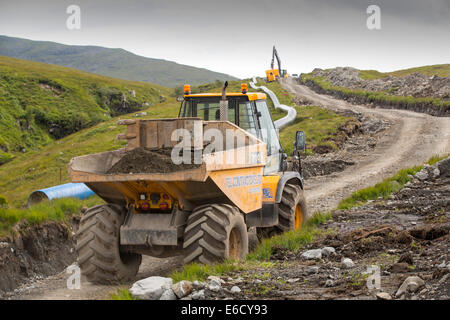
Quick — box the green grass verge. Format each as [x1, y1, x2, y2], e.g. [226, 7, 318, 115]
[247, 212, 332, 261]
[0, 55, 170, 155]
[0, 196, 103, 238]
[110, 288, 137, 300]
[337, 154, 448, 210]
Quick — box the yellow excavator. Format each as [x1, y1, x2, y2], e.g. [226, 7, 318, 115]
[69, 82, 307, 284]
[266, 46, 288, 82]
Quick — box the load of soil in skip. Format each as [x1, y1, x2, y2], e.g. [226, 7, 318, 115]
[107, 147, 201, 174]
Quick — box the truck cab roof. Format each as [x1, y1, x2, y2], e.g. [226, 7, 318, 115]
[184, 92, 267, 101]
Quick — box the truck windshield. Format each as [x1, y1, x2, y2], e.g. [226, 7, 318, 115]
[179, 100, 235, 122]
[255, 100, 281, 156]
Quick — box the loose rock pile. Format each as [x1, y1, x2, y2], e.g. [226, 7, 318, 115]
[310, 67, 450, 100]
[129, 275, 243, 300]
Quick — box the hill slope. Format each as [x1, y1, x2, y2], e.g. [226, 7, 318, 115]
[0, 35, 237, 87]
[0, 98, 180, 207]
[301, 65, 450, 116]
[0, 55, 170, 161]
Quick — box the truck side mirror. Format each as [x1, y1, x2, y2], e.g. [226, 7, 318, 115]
[294, 131, 306, 152]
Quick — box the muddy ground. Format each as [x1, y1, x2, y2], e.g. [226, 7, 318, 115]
[196, 159, 450, 300]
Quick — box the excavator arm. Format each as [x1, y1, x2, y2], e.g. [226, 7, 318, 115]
[269, 46, 285, 79]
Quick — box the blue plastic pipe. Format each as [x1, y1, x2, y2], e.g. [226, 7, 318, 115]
[27, 183, 95, 206]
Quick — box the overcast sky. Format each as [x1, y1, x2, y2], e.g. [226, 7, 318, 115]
[0, 0, 449, 78]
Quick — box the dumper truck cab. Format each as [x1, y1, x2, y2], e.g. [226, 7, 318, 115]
[180, 85, 283, 175]
[69, 82, 307, 284]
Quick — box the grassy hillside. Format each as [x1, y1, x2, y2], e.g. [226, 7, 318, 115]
[359, 64, 450, 80]
[0, 98, 179, 207]
[0, 55, 170, 161]
[0, 35, 237, 88]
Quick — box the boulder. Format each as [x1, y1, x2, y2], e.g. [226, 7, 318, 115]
[191, 289, 205, 300]
[172, 280, 193, 299]
[437, 158, 450, 177]
[160, 289, 177, 300]
[414, 170, 428, 181]
[230, 286, 241, 293]
[207, 275, 225, 284]
[207, 282, 221, 292]
[321, 247, 336, 256]
[301, 249, 322, 260]
[129, 276, 173, 300]
[342, 258, 355, 269]
[396, 276, 425, 297]
[376, 292, 392, 300]
[305, 266, 320, 275]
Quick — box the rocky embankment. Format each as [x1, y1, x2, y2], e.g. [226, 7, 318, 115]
[134, 158, 448, 300]
[303, 109, 389, 179]
[311, 67, 449, 99]
[301, 67, 450, 116]
[0, 220, 77, 296]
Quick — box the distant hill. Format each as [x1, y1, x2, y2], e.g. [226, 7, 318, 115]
[0, 55, 171, 163]
[0, 35, 237, 88]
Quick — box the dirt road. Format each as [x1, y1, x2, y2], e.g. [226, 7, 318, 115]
[6, 78, 449, 300]
[281, 78, 450, 214]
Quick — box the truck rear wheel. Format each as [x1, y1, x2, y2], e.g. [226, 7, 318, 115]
[76, 204, 142, 284]
[257, 183, 307, 239]
[183, 204, 248, 264]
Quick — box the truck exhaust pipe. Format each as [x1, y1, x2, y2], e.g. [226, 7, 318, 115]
[219, 81, 228, 121]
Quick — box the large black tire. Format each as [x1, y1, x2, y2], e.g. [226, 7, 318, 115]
[183, 204, 248, 264]
[76, 204, 142, 284]
[257, 183, 307, 239]
[278, 183, 307, 231]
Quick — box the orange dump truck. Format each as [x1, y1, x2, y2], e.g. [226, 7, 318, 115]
[69, 83, 307, 283]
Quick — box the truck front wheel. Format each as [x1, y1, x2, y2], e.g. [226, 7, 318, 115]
[278, 183, 307, 232]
